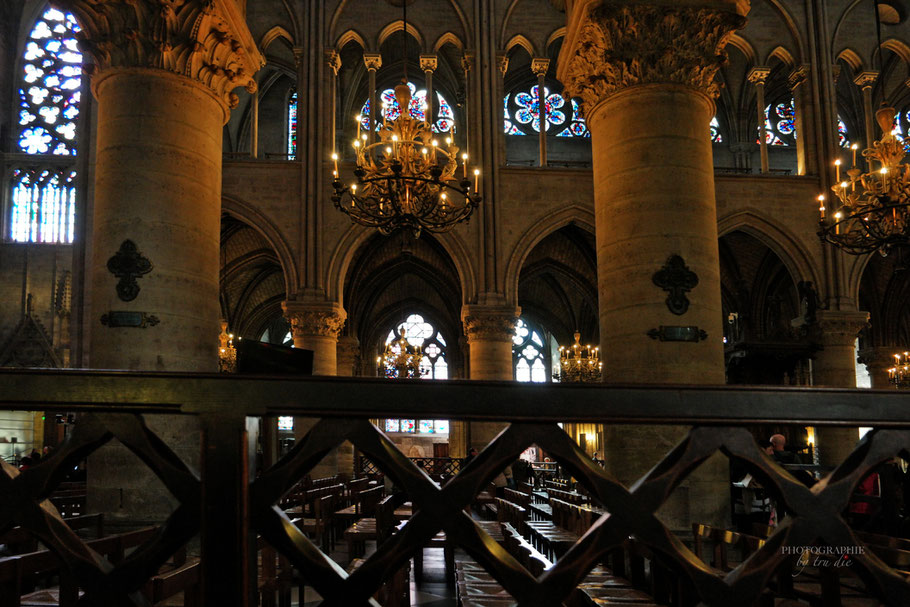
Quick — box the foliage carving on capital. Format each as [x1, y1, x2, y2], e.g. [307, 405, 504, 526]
[286, 310, 346, 339]
[62, 0, 262, 110]
[560, 3, 746, 110]
[462, 311, 519, 343]
[813, 311, 870, 345]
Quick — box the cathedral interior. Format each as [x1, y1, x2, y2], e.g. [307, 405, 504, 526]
[1, 0, 910, 605]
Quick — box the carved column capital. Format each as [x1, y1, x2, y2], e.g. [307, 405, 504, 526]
[60, 0, 263, 111]
[747, 66, 771, 85]
[282, 302, 347, 339]
[558, 2, 747, 111]
[326, 49, 342, 75]
[419, 54, 438, 73]
[497, 53, 510, 76]
[788, 65, 810, 89]
[461, 51, 474, 73]
[812, 310, 870, 346]
[531, 57, 550, 77]
[363, 53, 382, 72]
[853, 70, 879, 89]
[461, 305, 520, 344]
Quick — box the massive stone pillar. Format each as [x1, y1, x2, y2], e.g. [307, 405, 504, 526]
[283, 302, 346, 477]
[462, 305, 520, 451]
[558, 0, 747, 530]
[811, 310, 870, 467]
[61, 0, 261, 523]
[858, 346, 900, 390]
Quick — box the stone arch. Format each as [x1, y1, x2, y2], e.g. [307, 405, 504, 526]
[727, 33, 757, 64]
[766, 45, 796, 69]
[546, 27, 566, 52]
[836, 48, 865, 74]
[326, 226, 477, 309]
[336, 29, 367, 51]
[221, 195, 298, 296]
[259, 25, 295, 52]
[717, 209, 820, 288]
[433, 32, 464, 52]
[766, 0, 807, 64]
[504, 205, 595, 305]
[881, 38, 910, 65]
[378, 21, 424, 52]
[505, 34, 538, 58]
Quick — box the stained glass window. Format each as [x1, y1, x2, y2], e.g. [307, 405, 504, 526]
[287, 89, 298, 160]
[504, 88, 589, 138]
[837, 117, 850, 149]
[757, 99, 796, 146]
[10, 7, 83, 243]
[513, 319, 551, 383]
[892, 109, 910, 154]
[710, 117, 723, 143]
[360, 82, 454, 134]
[277, 417, 294, 431]
[382, 314, 449, 434]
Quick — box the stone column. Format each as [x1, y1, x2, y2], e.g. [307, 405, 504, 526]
[853, 71, 879, 151]
[60, 0, 262, 523]
[462, 305, 520, 451]
[364, 54, 382, 147]
[811, 310, 870, 467]
[283, 302, 346, 477]
[558, 0, 747, 531]
[789, 66, 815, 176]
[327, 50, 342, 168]
[336, 335, 361, 377]
[283, 302, 346, 376]
[748, 67, 771, 174]
[858, 346, 899, 389]
[420, 55, 437, 124]
[250, 88, 259, 158]
[532, 58, 550, 167]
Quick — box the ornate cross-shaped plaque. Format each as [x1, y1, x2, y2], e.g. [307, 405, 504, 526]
[107, 240, 152, 302]
[652, 255, 698, 315]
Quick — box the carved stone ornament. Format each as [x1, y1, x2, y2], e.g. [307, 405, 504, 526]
[107, 240, 152, 302]
[101, 311, 160, 328]
[287, 311, 346, 340]
[560, 4, 746, 110]
[58, 0, 263, 110]
[462, 312, 520, 343]
[652, 255, 699, 316]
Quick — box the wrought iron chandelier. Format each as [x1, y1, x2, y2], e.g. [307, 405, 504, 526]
[816, 2, 909, 256]
[378, 327, 426, 379]
[554, 332, 602, 383]
[817, 106, 910, 255]
[218, 320, 237, 373]
[889, 351, 909, 389]
[331, 1, 480, 236]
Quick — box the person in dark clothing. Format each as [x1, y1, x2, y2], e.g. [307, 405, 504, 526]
[770, 434, 802, 465]
[512, 459, 530, 487]
[463, 448, 478, 467]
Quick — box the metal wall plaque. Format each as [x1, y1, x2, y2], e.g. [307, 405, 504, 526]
[652, 255, 698, 315]
[101, 311, 160, 328]
[107, 240, 152, 302]
[647, 326, 708, 342]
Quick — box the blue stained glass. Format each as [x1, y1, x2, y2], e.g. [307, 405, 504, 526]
[287, 90, 297, 159]
[837, 117, 850, 149]
[506, 88, 587, 137]
[17, 7, 82, 157]
[710, 117, 723, 143]
[9, 169, 77, 243]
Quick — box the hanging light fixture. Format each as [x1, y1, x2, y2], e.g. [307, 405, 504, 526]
[331, 0, 480, 236]
[816, 2, 910, 256]
[889, 351, 910, 389]
[555, 332, 602, 383]
[817, 106, 910, 255]
[218, 320, 238, 374]
[378, 327, 426, 379]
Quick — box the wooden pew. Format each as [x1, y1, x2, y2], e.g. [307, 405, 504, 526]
[343, 486, 384, 561]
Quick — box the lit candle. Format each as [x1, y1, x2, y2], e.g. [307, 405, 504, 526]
[835, 159, 841, 182]
[474, 168, 480, 193]
[817, 194, 826, 220]
[881, 167, 889, 191]
[431, 139, 438, 165]
[332, 152, 338, 174]
[834, 212, 841, 234]
[851, 143, 858, 167]
[462, 153, 468, 178]
[391, 134, 398, 157]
